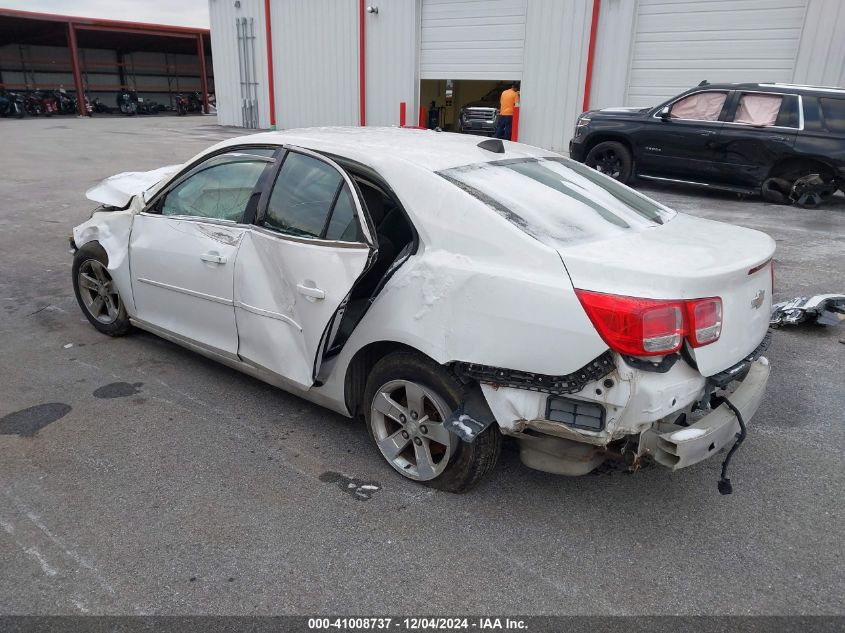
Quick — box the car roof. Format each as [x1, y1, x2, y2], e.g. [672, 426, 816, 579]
[212, 126, 554, 173]
[683, 82, 845, 96]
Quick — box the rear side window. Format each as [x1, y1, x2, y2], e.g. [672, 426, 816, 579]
[669, 91, 728, 121]
[439, 157, 675, 248]
[264, 152, 362, 241]
[324, 185, 362, 241]
[732, 93, 782, 127]
[820, 97, 845, 133]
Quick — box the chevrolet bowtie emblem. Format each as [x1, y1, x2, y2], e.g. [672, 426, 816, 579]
[751, 290, 765, 309]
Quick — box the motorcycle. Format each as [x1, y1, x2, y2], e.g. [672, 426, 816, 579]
[116, 89, 138, 115]
[91, 97, 111, 114]
[175, 93, 189, 115]
[24, 91, 44, 116]
[74, 94, 93, 115]
[135, 96, 160, 115]
[188, 91, 204, 113]
[0, 90, 25, 118]
[51, 89, 72, 114]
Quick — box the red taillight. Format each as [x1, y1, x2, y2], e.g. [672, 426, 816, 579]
[575, 290, 722, 356]
[686, 297, 722, 347]
[642, 305, 684, 352]
[574, 291, 685, 356]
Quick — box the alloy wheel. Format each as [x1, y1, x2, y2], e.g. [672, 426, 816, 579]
[371, 379, 455, 481]
[593, 149, 622, 179]
[77, 259, 122, 324]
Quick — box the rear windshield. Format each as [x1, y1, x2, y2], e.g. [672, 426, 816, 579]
[438, 157, 675, 247]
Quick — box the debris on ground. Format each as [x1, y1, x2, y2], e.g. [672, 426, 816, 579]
[789, 174, 839, 209]
[770, 294, 845, 327]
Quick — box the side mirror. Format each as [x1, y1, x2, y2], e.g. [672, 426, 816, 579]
[659, 106, 671, 120]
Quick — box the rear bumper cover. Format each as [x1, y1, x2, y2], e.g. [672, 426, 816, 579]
[639, 358, 770, 470]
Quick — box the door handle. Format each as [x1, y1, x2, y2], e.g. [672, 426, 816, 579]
[296, 283, 326, 300]
[698, 130, 716, 136]
[200, 252, 227, 264]
[768, 135, 787, 142]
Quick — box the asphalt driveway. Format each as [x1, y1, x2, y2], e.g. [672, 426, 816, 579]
[0, 116, 843, 616]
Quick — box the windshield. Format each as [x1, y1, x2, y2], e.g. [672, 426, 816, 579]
[438, 157, 676, 247]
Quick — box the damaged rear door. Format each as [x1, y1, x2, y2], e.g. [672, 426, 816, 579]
[234, 147, 374, 388]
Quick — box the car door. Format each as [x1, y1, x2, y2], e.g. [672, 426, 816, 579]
[712, 91, 799, 188]
[635, 89, 730, 180]
[129, 148, 276, 356]
[234, 147, 374, 388]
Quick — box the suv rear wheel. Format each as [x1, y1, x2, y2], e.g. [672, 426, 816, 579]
[363, 350, 501, 493]
[585, 141, 633, 184]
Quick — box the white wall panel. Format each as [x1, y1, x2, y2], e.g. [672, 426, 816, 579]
[588, 0, 636, 110]
[420, 0, 527, 80]
[209, 0, 269, 128]
[520, 0, 592, 152]
[365, 0, 421, 126]
[271, 0, 359, 129]
[626, 0, 809, 106]
[793, 0, 845, 87]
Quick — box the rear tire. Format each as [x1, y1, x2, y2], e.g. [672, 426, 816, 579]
[363, 350, 501, 493]
[761, 177, 791, 204]
[585, 141, 633, 184]
[72, 243, 132, 337]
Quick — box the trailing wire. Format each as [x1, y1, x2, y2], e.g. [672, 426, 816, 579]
[710, 394, 746, 496]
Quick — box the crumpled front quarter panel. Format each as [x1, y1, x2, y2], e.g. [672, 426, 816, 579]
[72, 209, 136, 315]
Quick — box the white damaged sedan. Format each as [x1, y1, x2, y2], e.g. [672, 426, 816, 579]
[71, 128, 774, 493]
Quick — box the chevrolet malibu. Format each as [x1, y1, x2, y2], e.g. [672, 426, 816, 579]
[71, 128, 774, 493]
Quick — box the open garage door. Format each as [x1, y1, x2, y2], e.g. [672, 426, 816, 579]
[420, 0, 526, 80]
[421, 78, 512, 133]
[626, 0, 809, 107]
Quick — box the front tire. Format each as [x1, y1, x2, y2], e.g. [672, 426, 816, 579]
[72, 243, 131, 336]
[585, 140, 633, 184]
[364, 350, 501, 493]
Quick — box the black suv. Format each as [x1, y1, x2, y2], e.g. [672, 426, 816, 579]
[570, 82, 845, 206]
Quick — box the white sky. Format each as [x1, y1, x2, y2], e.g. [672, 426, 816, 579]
[1, 0, 210, 28]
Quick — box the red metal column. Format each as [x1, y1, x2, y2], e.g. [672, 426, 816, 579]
[419, 105, 425, 128]
[582, 0, 601, 113]
[66, 23, 87, 116]
[264, 0, 277, 129]
[358, 0, 366, 126]
[399, 101, 406, 127]
[196, 34, 209, 114]
[512, 105, 520, 142]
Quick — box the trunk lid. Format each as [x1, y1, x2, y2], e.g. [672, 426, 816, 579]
[560, 213, 774, 376]
[85, 164, 182, 208]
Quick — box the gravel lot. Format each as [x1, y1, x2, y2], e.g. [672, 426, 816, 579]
[0, 116, 843, 616]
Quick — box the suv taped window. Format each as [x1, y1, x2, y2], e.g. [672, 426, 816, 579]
[161, 154, 269, 222]
[439, 157, 675, 248]
[732, 93, 782, 127]
[670, 91, 728, 121]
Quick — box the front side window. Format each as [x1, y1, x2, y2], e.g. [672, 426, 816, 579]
[161, 153, 269, 222]
[669, 91, 728, 121]
[439, 157, 675, 248]
[264, 152, 362, 241]
[732, 93, 783, 127]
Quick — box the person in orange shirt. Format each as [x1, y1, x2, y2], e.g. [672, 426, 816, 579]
[495, 81, 520, 140]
